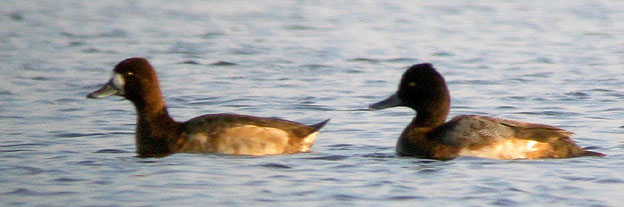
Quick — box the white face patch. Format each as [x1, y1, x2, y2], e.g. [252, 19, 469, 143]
[111, 72, 126, 94]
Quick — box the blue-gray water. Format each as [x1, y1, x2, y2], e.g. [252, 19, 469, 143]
[2, 1, 624, 206]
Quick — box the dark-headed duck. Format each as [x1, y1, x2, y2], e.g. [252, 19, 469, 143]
[369, 63, 603, 160]
[87, 57, 329, 158]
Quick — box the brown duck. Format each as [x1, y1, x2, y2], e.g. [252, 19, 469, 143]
[369, 63, 603, 160]
[87, 57, 329, 158]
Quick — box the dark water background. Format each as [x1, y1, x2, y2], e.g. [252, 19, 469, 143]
[1, 1, 623, 206]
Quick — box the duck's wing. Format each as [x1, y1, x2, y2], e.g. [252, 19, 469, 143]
[432, 115, 573, 147]
[184, 114, 327, 136]
[180, 114, 328, 155]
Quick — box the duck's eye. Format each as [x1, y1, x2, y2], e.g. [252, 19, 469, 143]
[408, 82, 416, 87]
[126, 72, 134, 76]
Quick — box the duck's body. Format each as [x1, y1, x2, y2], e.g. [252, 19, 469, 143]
[370, 63, 603, 160]
[87, 57, 328, 157]
[133, 111, 326, 158]
[176, 114, 326, 156]
[397, 115, 599, 160]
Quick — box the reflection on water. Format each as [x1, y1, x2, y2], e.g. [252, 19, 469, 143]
[1, 1, 624, 206]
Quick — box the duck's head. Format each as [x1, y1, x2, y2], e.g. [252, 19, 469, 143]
[87, 58, 161, 104]
[369, 63, 450, 113]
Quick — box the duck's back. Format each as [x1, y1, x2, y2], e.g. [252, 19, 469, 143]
[177, 113, 327, 155]
[431, 115, 598, 159]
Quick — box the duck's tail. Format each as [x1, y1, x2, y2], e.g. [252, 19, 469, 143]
[583, 149, 605, 157]
[309, 119, 330, 132]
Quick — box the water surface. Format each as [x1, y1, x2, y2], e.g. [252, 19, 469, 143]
[1, 1, 624, 206]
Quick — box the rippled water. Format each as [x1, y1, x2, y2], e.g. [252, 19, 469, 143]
[2, 1, 624, 206]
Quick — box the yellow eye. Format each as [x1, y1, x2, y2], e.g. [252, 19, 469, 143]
[408, 82, 416, 87]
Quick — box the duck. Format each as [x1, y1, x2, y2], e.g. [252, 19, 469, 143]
[369, 63, 604, 160]
[87, 57, 329, 158]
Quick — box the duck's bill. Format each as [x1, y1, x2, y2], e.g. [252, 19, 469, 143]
[87, 81, 119, 99]
[369, 93, 404, 110]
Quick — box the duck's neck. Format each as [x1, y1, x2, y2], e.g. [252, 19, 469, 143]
[130, 91, 182, 157]
[413, 109, 448, 128]
[398, 100, 454, 159]
[411, 97, 450, 129]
